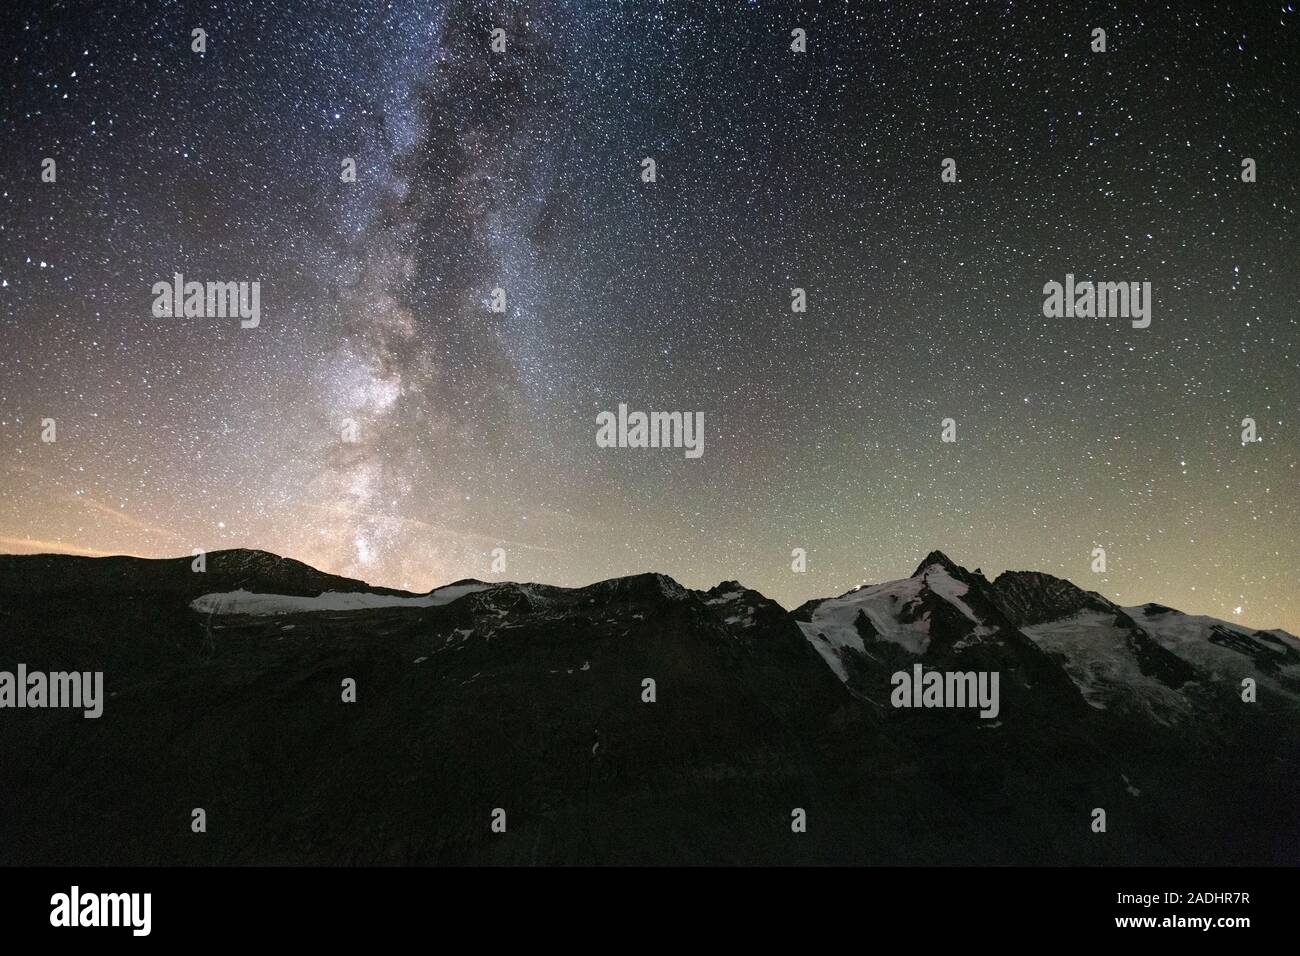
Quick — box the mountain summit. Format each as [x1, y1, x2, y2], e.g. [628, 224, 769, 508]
[910, 549, 964, 578]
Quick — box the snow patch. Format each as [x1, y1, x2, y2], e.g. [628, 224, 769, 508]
[1124, 604, 1300, 704]
[1022, 610, 1190, 722]
[799, 574, 934, 666]
[798, 626, 854, 682]
[706, 589, 745, 605]
[190, 582, 491, 616]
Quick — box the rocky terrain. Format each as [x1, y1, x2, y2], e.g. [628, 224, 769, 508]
[0, 548, 1295, 865]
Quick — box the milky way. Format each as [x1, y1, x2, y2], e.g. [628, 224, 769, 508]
[1, 1, 1297, 629]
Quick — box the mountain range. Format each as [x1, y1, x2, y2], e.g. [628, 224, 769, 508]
[0, 547, 1295, 865]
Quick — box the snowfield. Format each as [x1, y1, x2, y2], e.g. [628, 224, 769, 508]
[797, 567, 983, 662]
[190, 582, 490, 616]
[1021, 609, 1192, 723]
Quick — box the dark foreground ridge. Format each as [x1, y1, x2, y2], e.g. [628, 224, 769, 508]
[0, 548, 1296, 865]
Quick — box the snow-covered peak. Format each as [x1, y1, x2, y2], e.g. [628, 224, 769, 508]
[796, 562, 1004, 683]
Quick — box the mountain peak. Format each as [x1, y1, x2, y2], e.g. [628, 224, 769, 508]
[578, 571, 691, 603]
[988, 569, 1109, 626]
[911, 549, 963, 578]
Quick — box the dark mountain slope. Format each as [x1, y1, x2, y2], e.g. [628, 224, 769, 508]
[0, 548, 1296, 865]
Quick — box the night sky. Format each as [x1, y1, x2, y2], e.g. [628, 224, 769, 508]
[1, 1, 1297, 631]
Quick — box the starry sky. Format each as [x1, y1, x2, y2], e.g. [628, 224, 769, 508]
[1, 1, 1297, 631]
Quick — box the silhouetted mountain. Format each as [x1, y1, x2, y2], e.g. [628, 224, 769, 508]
[0, 548, 410, 599]
[0, 548, 1296, 865]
